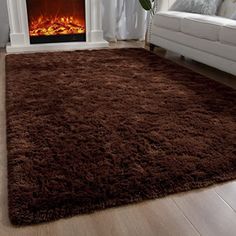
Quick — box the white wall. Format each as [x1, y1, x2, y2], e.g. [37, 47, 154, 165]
[159, 0, 175, 10]
[168, 0, 176, 8]
[0, 0, 9, 47]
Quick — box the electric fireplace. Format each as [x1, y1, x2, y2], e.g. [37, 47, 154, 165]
[7, 0, 108, 53]
[26, 0, 86, 44]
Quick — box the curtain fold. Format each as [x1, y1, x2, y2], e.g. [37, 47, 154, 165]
[102, 0, 147, 41]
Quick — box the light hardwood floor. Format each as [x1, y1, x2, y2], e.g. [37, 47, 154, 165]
[0, 41, 236, 236]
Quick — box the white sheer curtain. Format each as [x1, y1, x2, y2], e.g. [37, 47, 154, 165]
[101, 0, 147, 41]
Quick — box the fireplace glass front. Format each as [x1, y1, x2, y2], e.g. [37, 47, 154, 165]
[26, 0, 86, 44]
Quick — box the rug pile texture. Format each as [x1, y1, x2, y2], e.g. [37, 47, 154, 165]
[6, 48, 236, 225]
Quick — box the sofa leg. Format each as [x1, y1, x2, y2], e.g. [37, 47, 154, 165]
[150, 44, 155, 52]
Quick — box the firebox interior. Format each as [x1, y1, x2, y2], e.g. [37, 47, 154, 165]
[26, 0, 86, 44]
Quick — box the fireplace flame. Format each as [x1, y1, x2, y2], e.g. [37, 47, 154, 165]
[29, 16, 85, 36]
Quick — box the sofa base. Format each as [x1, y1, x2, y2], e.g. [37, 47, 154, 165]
[150, 44, 156, 52]
[150, 35, 236, 76]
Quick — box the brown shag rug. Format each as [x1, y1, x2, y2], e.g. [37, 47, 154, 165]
[6, 48, 236, 226]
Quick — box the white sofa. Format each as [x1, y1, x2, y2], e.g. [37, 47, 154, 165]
[149, 11, 236, 76]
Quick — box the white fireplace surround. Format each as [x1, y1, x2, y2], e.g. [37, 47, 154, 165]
[6, 0, 109, 53]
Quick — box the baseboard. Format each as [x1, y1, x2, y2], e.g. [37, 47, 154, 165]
[6, 41, 109, 54]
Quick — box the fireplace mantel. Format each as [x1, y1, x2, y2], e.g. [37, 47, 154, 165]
[6, 0, 109, 53]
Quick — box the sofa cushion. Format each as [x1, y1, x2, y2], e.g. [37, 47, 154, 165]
[220, 23, 236, 45]
[181, 15, 234, 41]
[170, 0, 223, 16]
[152, 11, 199, 32]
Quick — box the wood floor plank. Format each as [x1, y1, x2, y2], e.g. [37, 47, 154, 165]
[173, 188, 236, 236]
[215, 182, 236, 212]
[54, 216, 98, 236]
[136, 198, 200, 236]
[88, 197, 200, 236]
